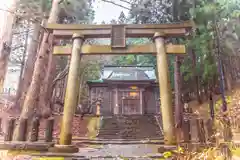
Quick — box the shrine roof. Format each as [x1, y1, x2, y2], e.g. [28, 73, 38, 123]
[100, 65, 156, 81]
[87, 65, 157, 84]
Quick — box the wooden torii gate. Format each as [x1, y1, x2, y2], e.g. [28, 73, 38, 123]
[46, 21, 193, 152]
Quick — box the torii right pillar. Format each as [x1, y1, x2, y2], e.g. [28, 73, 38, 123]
[153, 32, 176, 145]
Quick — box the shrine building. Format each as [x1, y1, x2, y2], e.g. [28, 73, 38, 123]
[87, 65, 161, 116]
[87, 65, 163, 140]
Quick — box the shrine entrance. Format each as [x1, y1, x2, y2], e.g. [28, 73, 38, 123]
[121, 89, 141, 115]
[46, 21, 193, 150]
[118, 88, 142, 115]
[112, 87, 143, 115]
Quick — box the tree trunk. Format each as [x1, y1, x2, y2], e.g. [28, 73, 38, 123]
[39, 41, 56, 118]
[77, 64, 90, 105]
[38, 0, 66, 118]
[14, 23, 41, 109]
[14, 21, 31, 109]
[0, 0, 16, 91]
[191, 49, 202, 104]
[20, 0, 61, 119]
[13, 0, 62, 140]
[78, 72, 85, 105]
[223, 61, 232, 91]
[174, 55, 183, 142]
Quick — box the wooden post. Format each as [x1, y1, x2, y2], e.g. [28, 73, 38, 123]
[140, 89, 143, 114]
[196, 118, 206, 144]
[29, 117, 40, 142]
[59, 33, 84, 145]
[45, 118, 54, 142]
[0, 118, 2, 134]
[223, 117, 232, 142]
[237, 117, 240, 132]
[16, 118, 28, 141]
[206, 119, 215, 143]
[209, 92, 214, 119]
[153, 32, 176, 144]
[4, 118, 15, 141]
[96, 99, 101, 116]
[114, 88, 119, 114]
[182, 118, 191, 143]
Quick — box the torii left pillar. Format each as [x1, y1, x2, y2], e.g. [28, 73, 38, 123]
[153, 32, 176, 145]
[50, 33, 84, 153]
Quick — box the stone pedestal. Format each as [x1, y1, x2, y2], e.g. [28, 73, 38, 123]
[0, 142, 54, 151]
[49, 145, 79, 153]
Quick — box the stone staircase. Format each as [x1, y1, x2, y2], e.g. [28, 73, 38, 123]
[97, 115, 163, 140]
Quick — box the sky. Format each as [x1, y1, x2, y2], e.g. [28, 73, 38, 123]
[0, 0, 16, 37]
[0, 0, 128, 24]
[93, 0, 129, 23]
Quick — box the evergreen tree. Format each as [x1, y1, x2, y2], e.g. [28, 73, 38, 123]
[118, 11, 126, 23]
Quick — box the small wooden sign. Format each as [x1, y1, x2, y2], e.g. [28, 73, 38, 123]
[130, 86, 138, 90]
[111, 25, 126, 48]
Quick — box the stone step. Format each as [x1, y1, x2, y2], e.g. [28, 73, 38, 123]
[96, 136, 163, 140]
[97, 115, 163, 140]
[74, 139, 164, 145]
[71, 137, 164, 141]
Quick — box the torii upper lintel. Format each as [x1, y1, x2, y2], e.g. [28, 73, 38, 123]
[45, 20, 194, 39]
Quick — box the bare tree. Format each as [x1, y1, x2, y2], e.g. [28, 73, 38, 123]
[20, 0, 63, 120]
[0, 0, 17, 91]
[13, 22, 42, 109]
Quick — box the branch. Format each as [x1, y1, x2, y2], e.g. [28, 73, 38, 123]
[119, 0, 132, 5]
[101, 0, 131, 10]
[52, 64, 69, 88]
[11, 45, 24, 51]
[13, 29, 33, 35]
[0, 8, 43, 25]
[0, 8, 15, 14]
[59, 0, 65, 4]
[9, 57, 22, 64]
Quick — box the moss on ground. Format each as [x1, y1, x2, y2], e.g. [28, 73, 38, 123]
[7, 150, 40, 156]
[233, 148, 240, 157]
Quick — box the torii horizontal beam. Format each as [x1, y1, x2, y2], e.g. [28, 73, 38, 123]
[46, 20, 193, 39]
[53, 44, 186, 55]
